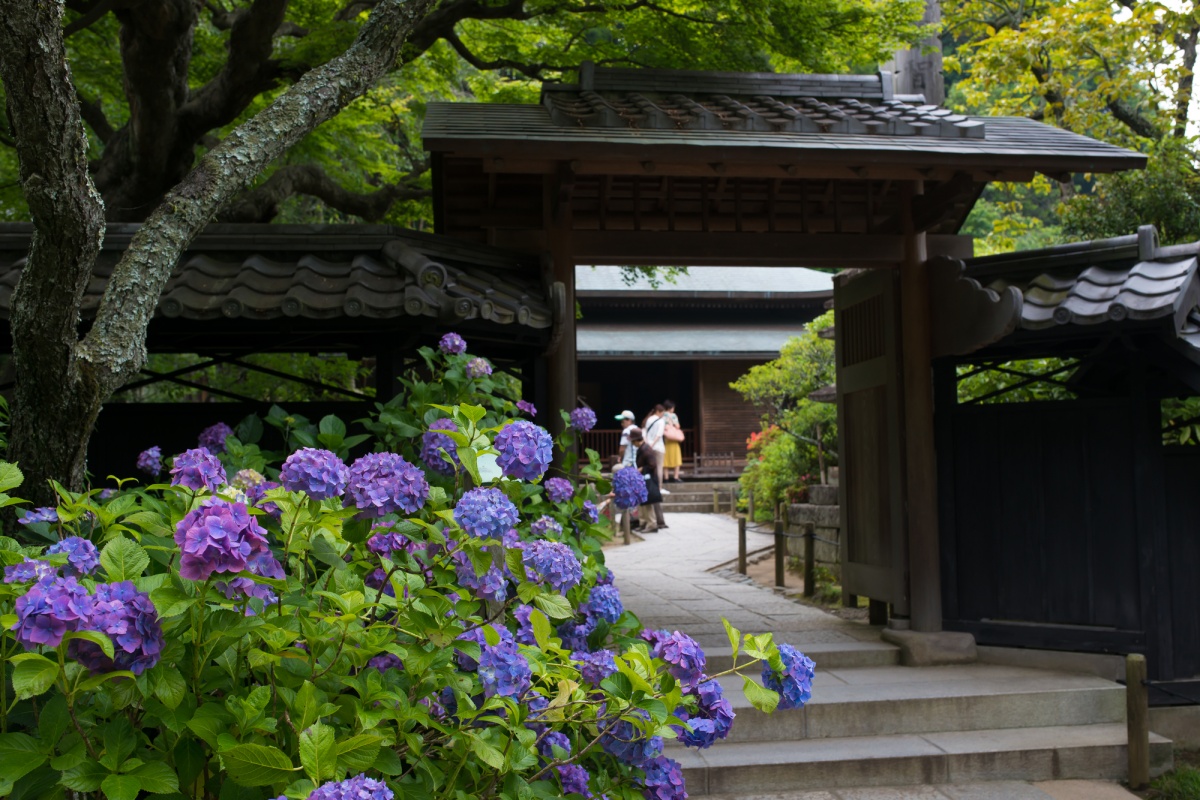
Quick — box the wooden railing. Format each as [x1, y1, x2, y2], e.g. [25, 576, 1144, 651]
[581, 428, 697, 461]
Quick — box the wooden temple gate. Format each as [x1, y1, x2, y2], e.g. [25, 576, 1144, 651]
[423, 63, 1144, 632]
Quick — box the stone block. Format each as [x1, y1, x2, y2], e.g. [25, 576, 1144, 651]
[881, 629, 978, 666]
[809, 484, 839, 505]
[788, 503, 840, 528]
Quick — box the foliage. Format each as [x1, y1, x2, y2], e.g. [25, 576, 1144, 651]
[958, 180, 1065, 256]
[955, 359, 1078, 404]
[0, 336, 809, 800]
[738, 428, 806, 523]
[1148, 763, 1200, 800]
[115, 354, 375, 404]
[1162, 397, 1200, 446]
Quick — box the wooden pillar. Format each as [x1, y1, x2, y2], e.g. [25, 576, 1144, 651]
[545, 168, 577, 443]
[899, 180, 942, 633]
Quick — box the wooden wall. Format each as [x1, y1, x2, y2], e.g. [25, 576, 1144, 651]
[697, 360, 762, 456]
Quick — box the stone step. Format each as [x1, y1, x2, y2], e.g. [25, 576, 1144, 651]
[704, 640, 900, 673]
[676, 723, 1172, 795]
[670, 481, 740, 493]
[701, 665, 1127, 744]
[703, 779, 1144, 800]
[660, 502, 735, 514]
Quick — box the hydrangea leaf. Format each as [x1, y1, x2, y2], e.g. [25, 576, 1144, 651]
[153, 667, 188, 710]
[36, 695, 69, 748]
[742, 676, 781, 715]
[186, 704, 234, 750]
[101, 772, 140, 800]
[0, 462, 24, 493]
[149, 587, 195, 619]
[334, 734, 383, 773]
[723, 619, 742, 660]
[100, 537, 149, 581]
[318, 415, 347, 440]
[0, 733, 47, 783]
[457, 447, 482, 485]
[65, 630, 114, 660]
[60, 759, 109, 792]
[298, 723, 337, 783]
[76, 670, 136, 694]
[10, 655, 59, 700]
[221, 744, 298, 787]
[529, 608, 553, 651]
[128, 761, 179, 794]
[459, 404, 487, 425]
[533, 593, 573, 620]
[467, 733, 505, 771]
[173, 737, 206, 789]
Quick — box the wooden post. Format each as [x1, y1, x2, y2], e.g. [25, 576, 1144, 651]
[622, 509, 632, 546]
[869, 599, 889, 626]
[1126, 654, 1150, 790]
[544, 168, 577, 457]
[730, 487, 737, 518]
[899, 180, 943, 633]
[737, 516, 747, 575]
[804, 521, 815, 599]
[712, 489, 719, 513]
[774, 520, 785, 588]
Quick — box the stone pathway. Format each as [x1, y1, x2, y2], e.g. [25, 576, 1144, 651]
[604, 513, 1142, 800]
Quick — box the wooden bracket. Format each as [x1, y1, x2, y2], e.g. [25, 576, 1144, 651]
[929, 255, 1023, 357]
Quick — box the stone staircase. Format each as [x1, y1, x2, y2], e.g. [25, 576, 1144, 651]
[661, 480, 739, 514]
[673, 639, 1174, 795]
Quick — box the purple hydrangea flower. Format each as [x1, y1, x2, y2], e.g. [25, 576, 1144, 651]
[639, 755, 687, 800]
[98, 489, 116, 500]
[198, 422, 234, 455]
[573, 649, 617, 685]
[530, 515, 562, 538]
[673, 678, 735, 749]
[596, 567, 614, 585]
[762, 643, 815, 710]
[466, 357, 493, 378]
[366, 525, 415, 558]
[19, 507, 59, 526]
[280, 448, 350, 500]
[347, 452, 429, 517]
[478, 638, 532, 698]
[455, 624, 512, 671]
[45, 537, 99, 578]
[454, 487, 519, 539]
[4, 559, 57, 584]
[544, 477, 574, 505]
[586, 583, 623, 624]
[69, 581, 164, 675]
[513, 604, 537, 645]
[174, 498, 272, 581]
[438, 332, 467, 355]
[522, 540, 582, 593]
[642, 630, 707, 689]
[557, 617, 596, 652]
[309, 774, 393, 800]
[494, 421, 553, 482]
[368, 653, 404, 673]
[557, 764, 592, 798]
[216, 547, 285, 613]
[569, 407, 597, 432]
[453, 549, 509, 602]
[516, 399, 537, 417]
[612, 467, 648, 509]
[13, 575, 91, 649]
[600, 712, 663, 767]
[170, 448, 227, 492]
[364, 568, 394, 598]
[137, 446, 163, 478]
[420, 419, 461, 476]
[539, 731, 572, 759]
[246, 479, 282, 518]
[582, 500, 599, 524]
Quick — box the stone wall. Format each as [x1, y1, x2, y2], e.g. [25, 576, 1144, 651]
[785, 483, 840, 564]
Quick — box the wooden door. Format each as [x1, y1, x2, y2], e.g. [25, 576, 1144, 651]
[835, 269, 908, 613]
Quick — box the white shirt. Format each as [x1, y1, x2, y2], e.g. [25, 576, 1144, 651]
[644, 414, 666, 453]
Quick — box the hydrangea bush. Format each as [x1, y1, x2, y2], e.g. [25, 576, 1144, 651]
[0, 336, 811, 800]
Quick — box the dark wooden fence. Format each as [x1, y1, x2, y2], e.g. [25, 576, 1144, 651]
[581, 428, 696, 462]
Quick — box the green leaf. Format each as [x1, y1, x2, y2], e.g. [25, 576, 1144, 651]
[459, 404, 487, 424]
[37, 696, 70, 747]
[103, 717, 137, 766]
[371, 747, 404, 776]
[174, 737, 206, 789]
[468, 734, 505, 770]
[60, 760, 109, 792]
[298, 724, 336, 783]
[100, 537, 149, 581]
[128, 761, 180, 794]
[0, 462, 24, 493]
[101, 773, 141, 800]
[723, 619, 741, 660]
[221, 744, 297, 787]
[457, 447, 481, 485]
[11, 655, 59, 699]
[186, 704, 233, 750]
[154, 668, 188, 710]
[65, 630, 114, 660]
[76, 670, 136, 693]
[530, 608, 553, 650]
[533, 593, 573, 620]
[0, 734, 47, 782]
[742, 676, 780, 714]
[334, 735, 382, 773]
[318, 415, 346, 439]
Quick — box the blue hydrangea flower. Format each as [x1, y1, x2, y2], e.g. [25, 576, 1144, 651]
[69, 581, 164, 675]
[420, 418, 461, 476]
[19, 507, 59, 526]
[170, 448, 227, 492]
[600, 712, 663, 766]
[569, 407, 597, 432]
[642, 629, 707, 689]
[494, 420, 553, 481]
[582, 500, 599, 524]
[439, 332, 467, 355]
[612, 467, 648, 509]
[544, 477, 574, 504]
[513, 604, 537, 645]
[572, 649, 617, 685]
[3, 559, 57, 584]
[453, 549, 509, 602]
[347, 452, 429, 517]
[516, 399, 537, 416]
[557, 617, 596, 652]
[456, 625, 511, 671]
[366, 524, 416, 558]
[530, 515, 563, 538]
[137, 446, 162, 478]
[198, 422, 234, 454]
[309, 774, 393, 800]
[523, 540, 582, 593]
[13, 575, 92, 649]
[174, 498, 272, 581]
[762, 642, 815, 710]
[673, 678, 735, 749]
[639, 755, 687, 800]
[586, 583, 623, 624]
[539, 731, 572, 759]
[454, 487, 519, 539]
[557, 764, 592, 798]
[45, 537, 99, 578]
[280, 448, 350, 500]
[466, 357, 493, 378]
[478, 638, 532, 698]
[368, 653, 404, 672]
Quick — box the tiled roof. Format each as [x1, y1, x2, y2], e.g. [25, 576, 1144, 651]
[575, 265, 833, 296]
[0, 225, 554, 329]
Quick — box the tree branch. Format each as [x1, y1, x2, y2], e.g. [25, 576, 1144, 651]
[443, 30, 548, 78]
[1107, 99, 1162, 140]
[217, 163, 429, 222]
[76, 91, 115, 143]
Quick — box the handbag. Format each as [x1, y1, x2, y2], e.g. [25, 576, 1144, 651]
[664, 423, 685, 443]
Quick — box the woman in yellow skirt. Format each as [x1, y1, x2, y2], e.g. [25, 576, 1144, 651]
[662, 399, 684, 482]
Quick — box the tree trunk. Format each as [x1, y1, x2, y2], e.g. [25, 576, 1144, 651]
[0, 0, 437, 500]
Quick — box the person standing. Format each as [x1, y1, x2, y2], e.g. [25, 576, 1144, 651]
[630, 427, 667, 531]
[662, 399, 683, 483]
[642, 403, 667, 489]
[614, 409, 637, 468]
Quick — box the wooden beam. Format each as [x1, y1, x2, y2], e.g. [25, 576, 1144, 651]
[568, 230, 914, 267]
